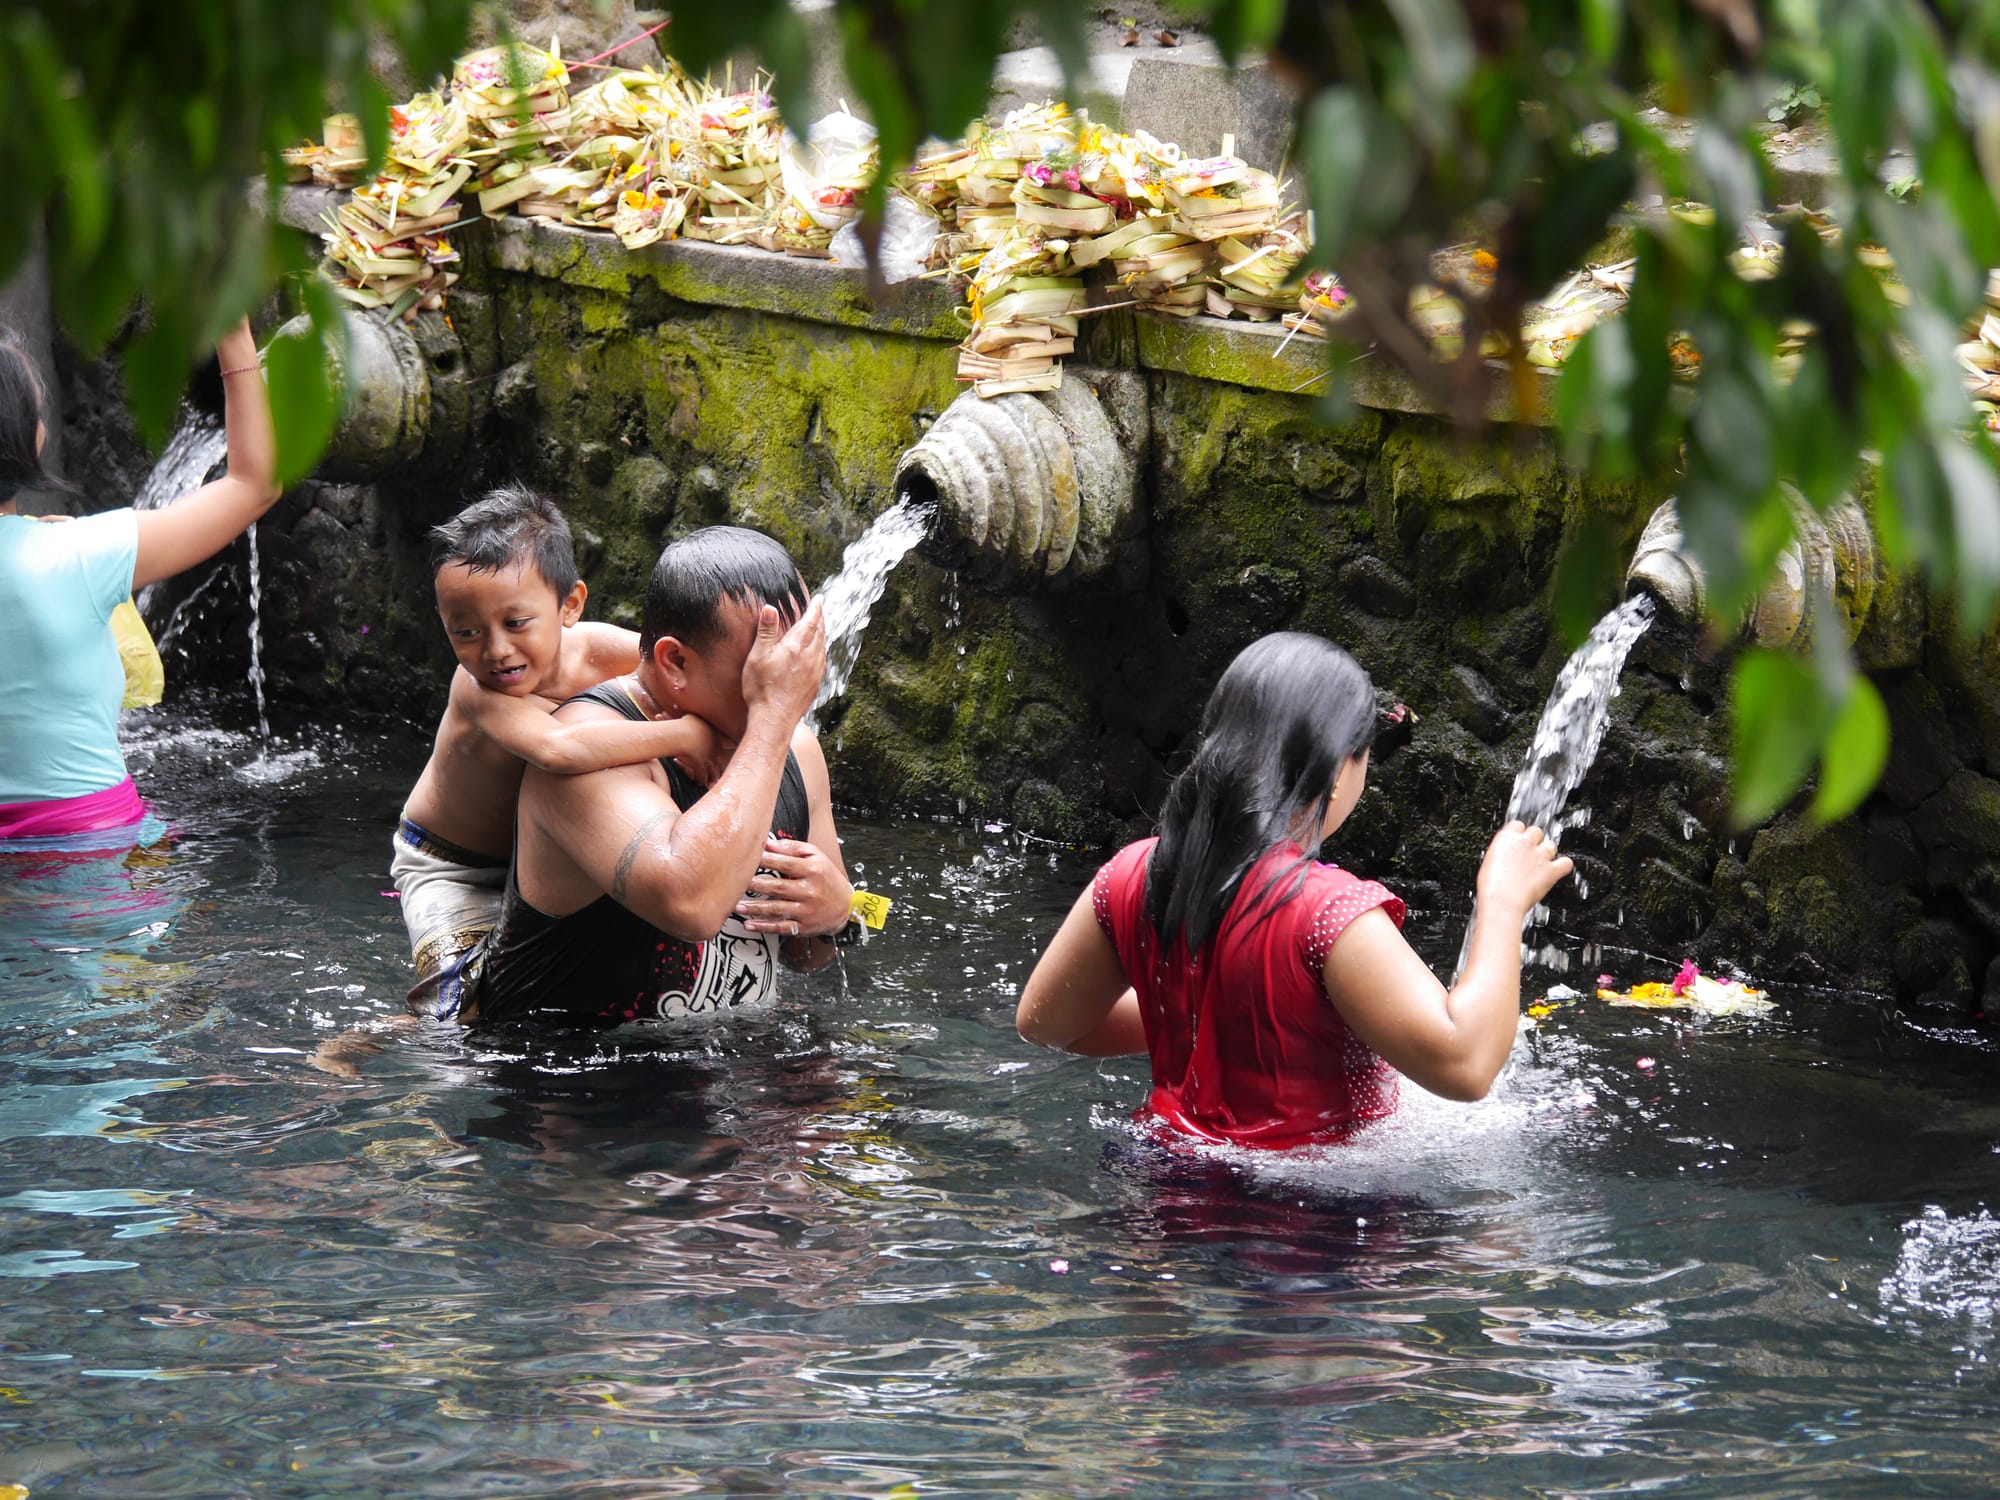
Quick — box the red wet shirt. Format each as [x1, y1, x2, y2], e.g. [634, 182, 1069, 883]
[1093, 837, 1406, 1149]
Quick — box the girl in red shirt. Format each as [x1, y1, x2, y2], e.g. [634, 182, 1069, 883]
[1017, 632, 1572, 1148]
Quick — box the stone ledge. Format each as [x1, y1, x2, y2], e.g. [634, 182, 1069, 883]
[278, 182, 1548, 420]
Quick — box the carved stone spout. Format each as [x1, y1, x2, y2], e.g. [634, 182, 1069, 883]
[268, 306, 474, 482]
[1625, 485, 1877, 650]
[893, 372, 1143, 587]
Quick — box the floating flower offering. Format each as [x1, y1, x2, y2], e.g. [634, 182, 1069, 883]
[1595, 960, 1774, 1016]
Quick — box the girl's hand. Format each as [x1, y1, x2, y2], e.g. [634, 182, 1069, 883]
[1474, 821, 1574, 920]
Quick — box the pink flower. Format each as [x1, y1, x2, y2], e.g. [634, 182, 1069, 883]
[1671, 959, 1700, 996]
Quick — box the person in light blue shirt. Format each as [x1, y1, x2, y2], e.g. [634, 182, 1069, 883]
[0, 317, 279, 840]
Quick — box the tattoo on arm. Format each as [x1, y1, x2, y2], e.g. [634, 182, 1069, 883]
[611, 810, 674, 906]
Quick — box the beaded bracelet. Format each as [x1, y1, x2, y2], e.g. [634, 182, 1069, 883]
[218, 364, 261, 377]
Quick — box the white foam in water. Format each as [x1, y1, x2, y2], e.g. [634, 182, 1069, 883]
[808, 497, 934, 729]
[232, 747, 322, 785]
[1139, 1051, 1603, 1206]
[1878, 1205, 2000, 1334]
[1455, 593, 1656, 976]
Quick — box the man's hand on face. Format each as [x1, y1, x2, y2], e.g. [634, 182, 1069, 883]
[741, 597, 827, 728]
[733, 835, 852, 938]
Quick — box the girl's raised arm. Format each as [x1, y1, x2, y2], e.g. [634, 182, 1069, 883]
[1018, 888, 1148, 1056]
[132, 319, 280, 590]
[1324, 821, 1572, 1101]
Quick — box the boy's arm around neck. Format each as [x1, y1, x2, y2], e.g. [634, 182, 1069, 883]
[456, 668, 718, 777]
[527, 600, 828, 939]
[525, 702, 801, 939]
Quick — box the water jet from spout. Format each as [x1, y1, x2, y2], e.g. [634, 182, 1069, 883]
[1454, 592, 1656, 979]
[808, 495, 936, 730]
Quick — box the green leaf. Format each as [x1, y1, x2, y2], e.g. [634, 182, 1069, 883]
[1810, 674, 1888, 822]
[1303, 89, 1412, 264]
[266, 302, 339, 488]
[1730, 647, 1828, 826]
[1554, 316, 1636, 474]
[1579, 0, 1623, 65]
[1205, 0, 1286, 63]
[1551, 510, 1624, 649]
[348, 66, 392, 178]
[122, 314, 192, 452]
[1939, 437, 2000, 630]
[12, 15, 109, 263]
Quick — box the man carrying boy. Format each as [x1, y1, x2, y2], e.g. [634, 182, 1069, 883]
[395, 485, 720, 1012]
[455, 526, 854, 1027]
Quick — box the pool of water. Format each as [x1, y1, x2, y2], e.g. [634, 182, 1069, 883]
[5, 701, 2000, 1497]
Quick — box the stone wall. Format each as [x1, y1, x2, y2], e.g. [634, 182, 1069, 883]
[54, 189, 2000, 1020]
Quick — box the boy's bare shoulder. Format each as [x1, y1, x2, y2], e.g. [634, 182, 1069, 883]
[578, 619, 642, 664]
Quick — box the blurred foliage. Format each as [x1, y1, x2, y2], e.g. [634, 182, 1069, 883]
[6, 0, 1999, 825]
[0, 1, 478, 460]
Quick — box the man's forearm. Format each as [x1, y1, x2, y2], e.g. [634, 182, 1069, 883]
[614, 710, 797, 936]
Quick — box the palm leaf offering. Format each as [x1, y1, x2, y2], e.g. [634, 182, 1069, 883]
[291, 35, 1980, 409]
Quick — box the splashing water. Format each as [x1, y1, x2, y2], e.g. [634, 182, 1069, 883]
[807, 496, 934, 729]
[1455, 593, 1655, 977]
[132, 414, 228, 617]
[1503, 593, 1655, 837]
[1879, 1205, 2000, 1340]
[132, 413, 227, 513]
[127, 411, 269, 734]
[152, 563, 229, 657]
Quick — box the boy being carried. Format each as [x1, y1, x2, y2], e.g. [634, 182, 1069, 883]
[395, 484, 720, 1012]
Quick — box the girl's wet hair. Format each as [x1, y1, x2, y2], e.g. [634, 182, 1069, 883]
[429, 483, 581, 597]
[640, 525, 807, 653]
[1147, 632, 1378, 956]
[0, 331, 72, 508]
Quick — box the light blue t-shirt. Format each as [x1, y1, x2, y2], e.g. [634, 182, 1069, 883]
[0, 509, 141, 803]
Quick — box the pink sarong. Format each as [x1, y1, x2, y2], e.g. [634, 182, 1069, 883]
[0, 777, 148, 841]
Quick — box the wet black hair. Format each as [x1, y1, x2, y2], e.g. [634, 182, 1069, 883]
[0, 331, 72, 508]
[1146, 632, 1379, 957]
[428, 482, 580, 597]
[639, 525, 807, 654]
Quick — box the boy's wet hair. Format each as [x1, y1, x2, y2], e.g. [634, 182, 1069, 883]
[640, 526, 806, 654]
[429, 483, 580, 597]
[0, 331, 74, 509]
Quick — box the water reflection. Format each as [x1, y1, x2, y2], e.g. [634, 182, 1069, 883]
[2, 706, 2000, 1497]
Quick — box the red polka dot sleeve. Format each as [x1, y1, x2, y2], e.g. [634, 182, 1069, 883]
[1300, 866, 1406, 973]
[1092, 839, 1157, 939]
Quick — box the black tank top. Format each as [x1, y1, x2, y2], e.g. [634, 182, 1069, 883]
[466, 682, 812, 1027]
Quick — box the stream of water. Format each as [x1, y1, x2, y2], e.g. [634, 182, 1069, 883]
[3, 697, 1999, 1497]
[129, 413, 272, 743]
[808, 495, 934, 729]
[130, 414, 227, 619]
[1455, 592, 1656, 976]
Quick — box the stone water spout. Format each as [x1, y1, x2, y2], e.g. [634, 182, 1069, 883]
[892, 371, 1143, 587]
[1625, 484, 1877, 650]
[266, 306, 476, 482]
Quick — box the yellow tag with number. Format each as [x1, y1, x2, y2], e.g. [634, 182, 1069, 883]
[849, 890, 892, 931]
